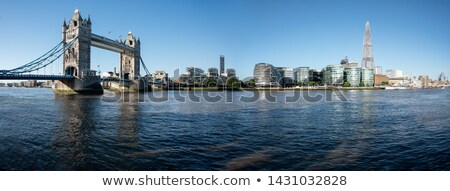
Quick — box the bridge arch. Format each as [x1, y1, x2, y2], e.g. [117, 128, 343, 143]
[65, 66, 77, 77]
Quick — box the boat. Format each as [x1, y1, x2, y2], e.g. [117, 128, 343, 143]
[441, 86, 446, 90]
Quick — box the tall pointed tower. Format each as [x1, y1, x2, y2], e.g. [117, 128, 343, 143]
[361, 21, 374, 69]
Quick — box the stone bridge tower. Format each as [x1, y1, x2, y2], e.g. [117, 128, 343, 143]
[62, 9, 92, 78]
[120, 32, 141, 80]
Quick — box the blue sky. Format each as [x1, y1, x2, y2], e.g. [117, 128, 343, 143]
[0, 0, 449, 79]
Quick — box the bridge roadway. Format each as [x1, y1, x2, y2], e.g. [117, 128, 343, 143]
[0, 74, 75, 80]
[91, 33, 135, 53]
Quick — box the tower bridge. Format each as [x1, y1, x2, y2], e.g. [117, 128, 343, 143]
[0, 9, 150, 94]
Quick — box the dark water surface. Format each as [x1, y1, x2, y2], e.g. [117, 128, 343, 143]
[0, 87, 449, 170]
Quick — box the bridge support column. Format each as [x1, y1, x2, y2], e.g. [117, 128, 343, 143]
[54, 78, 103, 94]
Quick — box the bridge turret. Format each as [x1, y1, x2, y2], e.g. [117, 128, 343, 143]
[120, 32, 141, 80]
[62, 19, 67, 45]
[63, 9, 92, 78]
[72, 9, 82, 21]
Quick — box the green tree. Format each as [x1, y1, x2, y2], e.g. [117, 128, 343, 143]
[226, 77, 241, 88]
[246, 79, 255, 87]
[359, 82, 365, 87]
[203, 78, 217, 87]
[308, 81, 316, 86]
[343, 81, 351, 87]
[381, 81, 389, 85]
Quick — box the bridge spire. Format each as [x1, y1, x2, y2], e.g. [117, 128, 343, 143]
[72, 9, 82, 21]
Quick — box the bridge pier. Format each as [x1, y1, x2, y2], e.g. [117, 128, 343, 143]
[54, 78, 103, 94]
[101, 78, 146, 93]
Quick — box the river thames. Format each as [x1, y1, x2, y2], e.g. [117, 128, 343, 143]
[0, 87, 449, 170]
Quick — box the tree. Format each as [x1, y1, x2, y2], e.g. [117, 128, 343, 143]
[203, 78, 217, 87]
[246, 79, 255, 87]
[226, 77, 241, 88]
[343, 81, 351, 87]
[359, 82, 365, 87]
[381, 81, 389, 85]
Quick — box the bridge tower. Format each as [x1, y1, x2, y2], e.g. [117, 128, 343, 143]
[120, 32, 141, 80]
[63, 9, 92, 78]
[55, 9, 102, 94]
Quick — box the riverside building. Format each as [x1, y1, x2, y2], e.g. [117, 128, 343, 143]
[344, 67, 361, 87]
[253, 63, 280, 87]
[323, 64, 344, 86]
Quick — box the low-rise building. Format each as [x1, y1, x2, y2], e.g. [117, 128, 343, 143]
[374, 74, 389, 86]
[389, 76, 412, 86]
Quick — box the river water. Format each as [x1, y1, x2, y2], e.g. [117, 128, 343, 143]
[0, 87, 449, 170]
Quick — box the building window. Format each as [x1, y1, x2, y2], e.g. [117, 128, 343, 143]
[74, 21, 77, 27]
[129, 40, 133, 46]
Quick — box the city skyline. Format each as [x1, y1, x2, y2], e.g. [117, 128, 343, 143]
[0, 0, 449, 80]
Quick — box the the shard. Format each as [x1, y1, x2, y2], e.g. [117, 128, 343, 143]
[362, 21, 374, 69]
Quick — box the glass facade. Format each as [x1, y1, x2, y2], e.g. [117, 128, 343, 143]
[253, 63, 280, 87]
[344, 67, 361, 87]
[361, 68, 375, 86]
[275, 67, 293, 86]
[323, 65, 344, 86]
[294, 67, 309, 83]
[308, 69, 321, 83]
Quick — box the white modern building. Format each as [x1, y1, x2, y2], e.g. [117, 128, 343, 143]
[386, 69, 403, 78]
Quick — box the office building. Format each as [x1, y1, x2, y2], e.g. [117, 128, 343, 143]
[294, 67, 309, 83]
[375, 66, 382, 74]
[275, 67, 294, 86]
[386, 69, 403, 78]
[253, 63, 280, 87]
[207, 67, 219, 77]
[344, 67, 361, 87]
[361, 68, 375, 86]
[220, 55, 225, 76]
[323, 64, 344, 86]
[341, 57, 358, 68]
[308, 69, 322, 83]
[226, 68, 236, 78]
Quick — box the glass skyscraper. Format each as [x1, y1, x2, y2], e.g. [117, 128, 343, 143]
[362, 21, 375, 69]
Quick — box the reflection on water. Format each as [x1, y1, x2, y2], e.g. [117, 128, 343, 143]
[54, 95, 98, 170]
[0, 88, 449, 170]
[117, 93, 141, 148]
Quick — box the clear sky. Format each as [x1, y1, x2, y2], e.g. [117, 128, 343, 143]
[0, 0, 449, 79]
